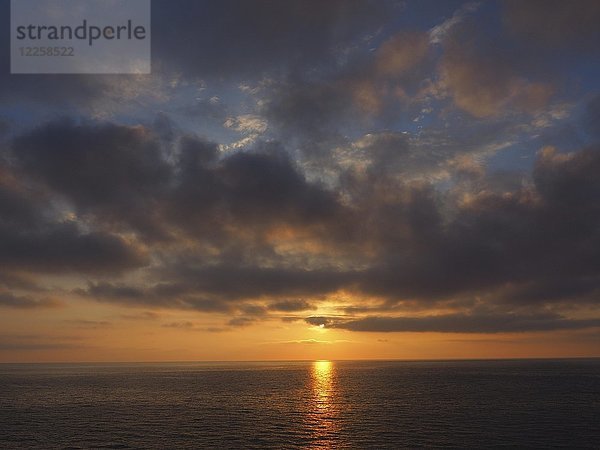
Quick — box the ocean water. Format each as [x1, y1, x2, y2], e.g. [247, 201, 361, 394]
[0, 359, 598, 449]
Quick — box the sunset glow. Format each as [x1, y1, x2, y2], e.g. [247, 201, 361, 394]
[1, 0, 599, 363]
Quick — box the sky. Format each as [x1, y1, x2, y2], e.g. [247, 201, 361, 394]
[0, 0, 599, 362]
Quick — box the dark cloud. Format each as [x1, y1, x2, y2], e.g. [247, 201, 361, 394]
[0, 117, 11, 138]
[1, 0, 599, 338]
[268, 299, 315, 312]
[167, 139, 347, 246]
[503, 0, 600, 50]
[0, 163, 148, 274]
[0, 291, 61, 309]
[227, 317, 256, 327]
[0, 0, 391, 110]
[307, 313, 600, 333]
[81, 265, 353, 311]
[265, 79, 354, 147]
[440, 18, 554, 118]
[12, 119, 172, 240]
[0, 271, 43, 291]
[159, 265, 354, 302]
[152, 0, 391, 79]
[0, 222, 148, 274]
[340, 145, 600, 310]
[583, 94, 600, 140]
[54, 135, 600, 329]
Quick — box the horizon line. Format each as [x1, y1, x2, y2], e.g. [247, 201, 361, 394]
[2, 356, 599, 365]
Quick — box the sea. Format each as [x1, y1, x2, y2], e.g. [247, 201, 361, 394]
[0, 359, 598, 449]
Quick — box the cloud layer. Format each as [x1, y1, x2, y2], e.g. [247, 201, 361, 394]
[0, 0, 599, 339]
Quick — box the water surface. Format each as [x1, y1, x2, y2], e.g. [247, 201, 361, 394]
[1, 359, 598, 448]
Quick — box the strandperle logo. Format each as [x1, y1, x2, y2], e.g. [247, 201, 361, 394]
[11, 0, 150, 74]
[15, 19, 147, 47]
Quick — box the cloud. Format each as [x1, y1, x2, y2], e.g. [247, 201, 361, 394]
[12, 119, 172, 240]
[227, 317, 256, 327]
[81, 265, 353, 311]
[0, 291, 62, 309]
[0, 271, 43, 292]
[503, 0, 600, 50]
[439, 20, 554, 117]
[167, 139, 345, 243]
[374, 31, 430, 77]
[0, 161, 148, 275]
[268, 299, 315, 312]
[429, 2, 480, 44]
[151, 0, 391, 79]
[307, 313, 600, 333]
[49, 133, 599, 331]
[1, 0, 599, 342]
[0, 223, 148, 274]
[583, 94, 600, 140]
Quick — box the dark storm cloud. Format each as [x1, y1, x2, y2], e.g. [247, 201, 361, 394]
[0, 222, 148, 274]
[8, 117, 351, 253]
[12, 120, 170, 206]
[0, 0, 391, 109]
[152, 0, 392, 79]
[0, 1, 598, 342]
[82, 282, 206, 311]
[352, 146, 600, 306]
[167, 138, 346, 242]
[76, 264, 355, 316]
[160, 265, 354, 301]
[264, 79, 354, 144]
[306, 313, 600, 333]
[82, 280, 234, 313]
[5, 119, 351, 278]
[7, 108, 600, 327]
[0, 158, 148, 274]
[33, 124, 598, 323]
[497, 277, 600, 306]
[12, 119, 172, 240]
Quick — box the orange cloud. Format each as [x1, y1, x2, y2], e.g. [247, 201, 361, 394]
[375, 31, 430, 77]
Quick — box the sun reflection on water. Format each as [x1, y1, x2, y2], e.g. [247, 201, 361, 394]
[312, 360, 334, 410]
[309, 360, 340, 445]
